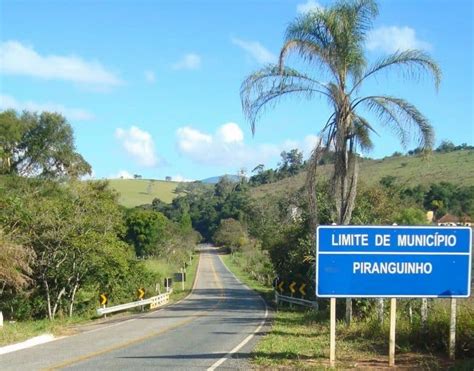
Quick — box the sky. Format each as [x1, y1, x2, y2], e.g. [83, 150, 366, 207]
[0, 0, 473, 181]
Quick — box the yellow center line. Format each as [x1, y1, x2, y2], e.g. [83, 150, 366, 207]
[45, 250, 226, 370]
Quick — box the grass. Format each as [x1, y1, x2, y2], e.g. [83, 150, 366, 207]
[221, 253, 274, 303]
[220, 252, 474, 370]
[0, 316, 89, 347]
[144, 252, 199, 303]
[106, 179, 182, 207]
[251, 150, 474, 200]
[0, 251, 200, 347]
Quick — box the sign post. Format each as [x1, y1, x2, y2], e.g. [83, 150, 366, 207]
[330, 297, 336, 367]
[99, 293, 108, 318]
[316, 226, 472, 366]
[449, 298, 457, 360]
[137, 288, 145, 311]
[389, 298, 396, 366]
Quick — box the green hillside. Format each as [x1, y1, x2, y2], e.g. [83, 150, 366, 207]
[107, 179, 181, 208]
[107, 151, 473, 207]
[251, 150, 474, 199]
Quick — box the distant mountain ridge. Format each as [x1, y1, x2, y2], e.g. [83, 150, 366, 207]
[200, 174, 242, 184]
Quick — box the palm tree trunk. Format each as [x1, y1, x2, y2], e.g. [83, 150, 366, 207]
[332, 112, 360, 325]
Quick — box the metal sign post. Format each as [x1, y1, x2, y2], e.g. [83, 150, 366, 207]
[316, 225, 472, 367]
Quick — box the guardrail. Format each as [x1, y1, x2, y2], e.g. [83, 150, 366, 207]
[97, 291, 172, 316]
[275, 291, 318, 309]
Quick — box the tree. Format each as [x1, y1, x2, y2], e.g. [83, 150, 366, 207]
[0, 178, 138, 319]
[125, 208, 171, 257]
[0, 110, 30, 174]
[394, 208, 427, 225]
[278, 149, 303, 177]
[213, 218, 247, 253]
[240, 0, 440, 322]
[0, 110, 91, 178]
[436, 140, 455, 153]
[0, 230, 33, 291]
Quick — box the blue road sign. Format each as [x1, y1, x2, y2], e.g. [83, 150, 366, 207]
[316, 226, 472, 298]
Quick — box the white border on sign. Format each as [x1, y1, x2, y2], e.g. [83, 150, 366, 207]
[315, 225, 472, 298]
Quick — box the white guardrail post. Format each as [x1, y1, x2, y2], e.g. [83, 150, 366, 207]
[96, 291, 172, 316]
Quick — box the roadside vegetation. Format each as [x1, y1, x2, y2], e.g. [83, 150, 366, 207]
[0, 110, 201, 345]
[1, 0, 473, 365]
[223, 252, 474, 369]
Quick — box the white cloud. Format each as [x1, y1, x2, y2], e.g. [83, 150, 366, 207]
[176, 126, 212, 153]
[115, 126, 159, 167]
[176, 122, 319, 169]
[108, 170, 134, 179]
[0, 94, 94, 121]
[172, 53, 201, 70]
[302, 134, 321, 154]
[297, 0, 324, 14]
[216, 122, 244, 143]
[366, 26, 432, 53]
[0, 41, 123, 87]
[231, 38, 277, 64]
[171, 175, 195, 182]
[144, 70, 156, 83]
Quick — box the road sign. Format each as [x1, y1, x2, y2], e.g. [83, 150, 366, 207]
[289, 282, 296, 294]
[316, 226, 472, 298]
[277, 281, 284, 293]
[174, 272, 186, 282]
[99, 293, 107, 305]
[137, 288, 145, 299]
[299, 283, 306, 296]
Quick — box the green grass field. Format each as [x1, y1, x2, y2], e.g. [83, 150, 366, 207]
[104, 151, 474, 207]
[252, 150, 474, 199]
[107, 179, 181, 207]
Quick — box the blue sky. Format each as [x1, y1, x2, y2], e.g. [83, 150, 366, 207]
[1, 0, 472, 181]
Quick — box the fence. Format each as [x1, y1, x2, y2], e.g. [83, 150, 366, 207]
[97, 290, 172, 316]
[275, 291, 318, 309]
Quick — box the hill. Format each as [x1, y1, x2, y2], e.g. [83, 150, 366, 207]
[251, 150, 474, 199]
[107, 179, 181, 208]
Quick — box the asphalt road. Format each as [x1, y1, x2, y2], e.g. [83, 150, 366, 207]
[0, 247, 269, 370]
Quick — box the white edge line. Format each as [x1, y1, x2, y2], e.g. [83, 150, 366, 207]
[0, 334, 59, 355]
[207, 253, 269, 371]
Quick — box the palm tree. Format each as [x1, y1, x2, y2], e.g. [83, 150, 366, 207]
[240, 0, 440, 323]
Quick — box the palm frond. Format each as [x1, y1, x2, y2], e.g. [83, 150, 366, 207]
[352, 50, 441, 93]
[240, 65, 331, 134]
[352, 116, 375, 152]
[360, 96, 434, 149]
[279, 39, 336, 78]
